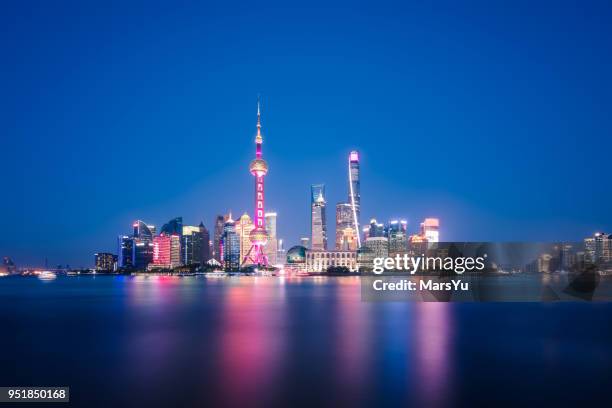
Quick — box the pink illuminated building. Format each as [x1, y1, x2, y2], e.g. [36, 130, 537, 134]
[152, 234, 181, 268]
[242, 100, 269, 266]
[421, 218, 440, 243]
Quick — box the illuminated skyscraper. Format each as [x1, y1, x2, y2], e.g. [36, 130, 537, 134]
[153, 235, 171, 266]
[335, 203, 356, 250]
[182, 224, 210, 265]
[117, 235, 133, 268]
[242, 100, 269, 266]
[585, 232, 612, 263]
[133, 220, 154, 241]
[408, 233, 428, 256]
[152, 234, 181, 268]
[366, 219, 385, 238]
[199, 222, 211, 263]
[236, 213, 255, 266]
[213, 215, 224, 262]
[265, 212, 278, 264]
[133, 239, 154, 269]
[131, 220, 154, 269]
[222, 217, 240, 269]
[277, 239, 287, 266]
[311, 184, 327, 251]
[161, 217, 183, 237]
[300, 237, 310, 249]
[421, 218, 440, 244]
[348, 151, 361, 247]
[387, 220, 408, 256]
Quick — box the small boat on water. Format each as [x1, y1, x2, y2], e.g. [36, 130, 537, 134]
[38, 271, 57, 280]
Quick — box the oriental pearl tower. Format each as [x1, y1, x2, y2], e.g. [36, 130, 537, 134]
[242, 99, 269, 266]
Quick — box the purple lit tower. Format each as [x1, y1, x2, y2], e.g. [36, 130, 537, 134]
[242, 100, 269, 266]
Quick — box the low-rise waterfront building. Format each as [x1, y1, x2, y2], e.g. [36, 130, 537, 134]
[305, 250, 358, 273]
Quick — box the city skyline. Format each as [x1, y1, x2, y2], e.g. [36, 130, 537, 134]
[3, 1, 612, 267]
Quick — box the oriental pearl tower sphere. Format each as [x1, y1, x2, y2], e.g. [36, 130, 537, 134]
[242, 99, 269, 266]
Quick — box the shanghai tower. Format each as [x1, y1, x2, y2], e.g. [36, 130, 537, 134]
[348, 150, 361, 247]
[242, 99, 269, 266]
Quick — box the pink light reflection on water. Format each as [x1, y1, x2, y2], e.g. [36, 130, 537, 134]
[333, 277, 372, 404]
[216, 278, 287, 406]
[413, 302, 454, 407]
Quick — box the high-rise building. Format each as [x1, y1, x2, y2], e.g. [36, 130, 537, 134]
[182, 225, 208, 265]
[277, 238, 287, 266]
[133, 238, 154, 269]
[362, 227, 369, 240]
[243, 100, 269, 266]
[222, 217, 240, 270]
[311, 184, 327, 250]
[553, 243, 576, 270]
[537, 253, 554, 273]
[153, 235, 171, 266]
[152, 234, 181, 269]
[421, 218, 440, 244]
[199, 222, 211, 263]
[366, 219, 385, 238]
[213, 215, 224, 262]
[300, 237, 310, 249]
[335, 203, 356, 250]
[117, 235, 134, 268]
[408, 233, 428, 256]
[94, 253, 117, 272]
[265, 212, 278, 264]
[161, 217, 183, 237]
[348, 150, 361, 247]
[585, 232, 612, 263]
[133, 220, 154, 241]
[236, 213, 255, 266]
[131, 219, 154, 269]
[1, 257, 16, 274]
[339, 227, 358, 251]
[387, 220, 408, 256]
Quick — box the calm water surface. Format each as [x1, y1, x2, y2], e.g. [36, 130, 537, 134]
[0, 276, 611, 407]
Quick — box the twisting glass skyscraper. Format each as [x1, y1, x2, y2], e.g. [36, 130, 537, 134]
[348, 151, 361, 247]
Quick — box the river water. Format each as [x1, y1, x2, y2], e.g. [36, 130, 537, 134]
[0, 275, 610, 407]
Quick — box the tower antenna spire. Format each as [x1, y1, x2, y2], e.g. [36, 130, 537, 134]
[256, 95, 262, 144]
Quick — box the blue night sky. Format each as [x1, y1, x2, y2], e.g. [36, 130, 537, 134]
[2, 0, 611, 267]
